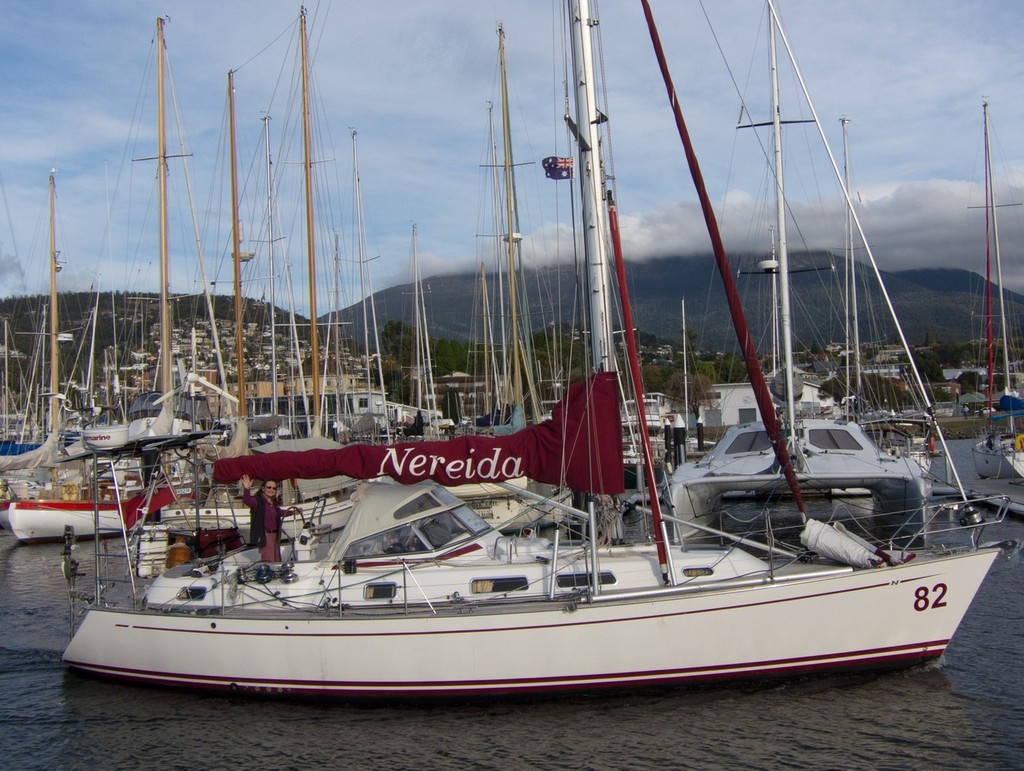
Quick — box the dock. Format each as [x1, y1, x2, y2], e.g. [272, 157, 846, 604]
[963, 477, 1024, 517]
[933, 475, 1024, 517]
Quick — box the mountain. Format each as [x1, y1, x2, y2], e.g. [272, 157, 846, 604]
[0, 258, 1009, 364]
[0, 292, 294, 382]
[338, 255, 1014, 351]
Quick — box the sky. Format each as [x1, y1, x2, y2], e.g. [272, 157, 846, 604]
[2, 0, 1024, 319]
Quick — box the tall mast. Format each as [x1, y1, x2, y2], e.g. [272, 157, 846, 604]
[681, 299, 690, 425]
[228, 69, 246, 417]
[48, 171, 59, 436]
[299, 8, 321, 433]
[568, 0, 615, 374]
[768, 8, 799, 459]
[354, 133, 373, 410]
[762, 228, 780, 373]
[263, 115, 279, 417]
[409, 225, 437, 427]
[351, 131, 391, 441]
[156, 17, 172, 395]
[411, 226, 425, 412]
[498, 24, 524, 413]
[3, 320, 9, 436]
[331, 230, 342, 429]
[984, 102, 1012, 403]
[496, 24, 541, 423]
[485, 103, 509, 405]
[841, 117, 862, 418]
[480, 263, 493, 422]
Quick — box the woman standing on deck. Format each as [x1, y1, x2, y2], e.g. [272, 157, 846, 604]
[241, 474, 283, 561]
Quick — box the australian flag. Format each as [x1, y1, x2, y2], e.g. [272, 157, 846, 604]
[542, 156, 574, 180]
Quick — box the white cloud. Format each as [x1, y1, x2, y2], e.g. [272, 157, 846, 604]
[2, 0, 1023, 309]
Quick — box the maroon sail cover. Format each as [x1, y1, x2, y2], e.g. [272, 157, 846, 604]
[122, 485, 178, 529]
[214, 372, 624, 494]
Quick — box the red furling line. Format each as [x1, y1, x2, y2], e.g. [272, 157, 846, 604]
[607, 193, 670, 579]
[638, 0, 806, 514]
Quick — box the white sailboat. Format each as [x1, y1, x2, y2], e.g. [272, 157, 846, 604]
[11, 18, 238, 546]
[12, 20, 236, 545]
[1, 173, 138, 543]
[62, 2, 1009, 700]
[971, 102, 1024, 479]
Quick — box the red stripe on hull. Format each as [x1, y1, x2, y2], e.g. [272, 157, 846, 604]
[65, 640, 948, 699]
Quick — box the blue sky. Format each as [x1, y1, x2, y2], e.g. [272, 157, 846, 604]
[2, 0, 1024, 317]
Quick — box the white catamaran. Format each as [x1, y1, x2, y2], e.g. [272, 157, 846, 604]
[669, 3, 940, 532]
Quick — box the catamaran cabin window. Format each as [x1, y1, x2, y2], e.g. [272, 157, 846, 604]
[808, 428, 863, 451]
[724, 431, 772, 454]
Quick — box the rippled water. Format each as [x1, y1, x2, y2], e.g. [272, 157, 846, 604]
[1, 439, 1022, 769]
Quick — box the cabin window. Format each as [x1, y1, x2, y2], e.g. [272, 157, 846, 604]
[342, 524, 428, 560]
[555, 571, 616, 588]
[418, 511, 470, 549]
[808, 428, 863, 451]
[394, 493, 443, 520]
[724, 431, 772, 454]
[363, 583, 398, 600]
[471, 577, 529, 594]
[449, 504, 490, 535]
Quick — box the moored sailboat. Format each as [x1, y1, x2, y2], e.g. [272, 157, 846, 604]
[971, 102, 1024, 480]
[61, 1, 1010, 700]
[0, 172, 138, 543]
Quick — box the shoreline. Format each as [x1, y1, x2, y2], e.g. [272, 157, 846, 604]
[936, 416, 987, 440]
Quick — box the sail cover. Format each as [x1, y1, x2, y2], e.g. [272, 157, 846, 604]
[0, 431, 60, 472]
[214, 372, 624, 494]
[998, 393, 1024, 413]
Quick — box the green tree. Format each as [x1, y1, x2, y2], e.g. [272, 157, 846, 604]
[911, 349, 943, 382]
[433, 338, 468, 376]
[380, 319, 413, 362]
[957, 370, 981, 394]
[642, 364, 665, 393]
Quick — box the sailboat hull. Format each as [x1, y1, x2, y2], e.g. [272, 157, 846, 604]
[63, 547, 996, 698]
[5, 499, 122, 544]
[972, 436, 1024, 479]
